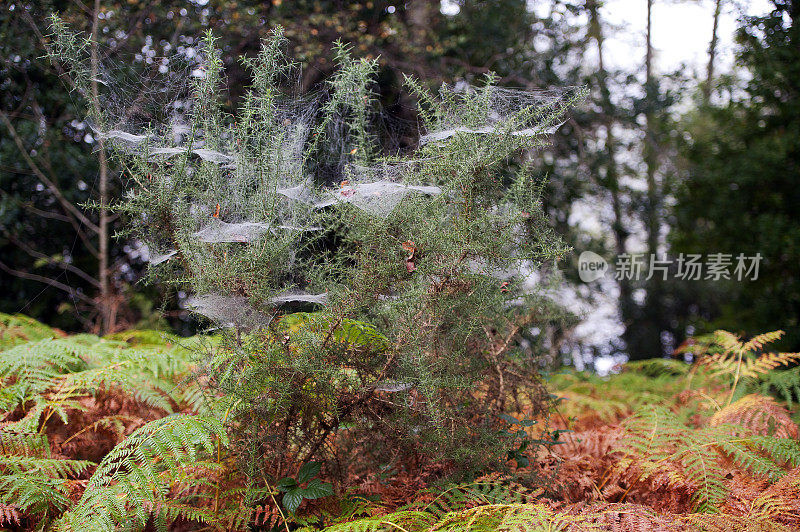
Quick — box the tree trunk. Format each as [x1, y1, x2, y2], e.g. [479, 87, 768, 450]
[705, 0, 723, 101]
[640, 0, 666, 359]
[645, 0, 659, 262]
[586, 0, 635, 353]
[90, 0, 114, 333]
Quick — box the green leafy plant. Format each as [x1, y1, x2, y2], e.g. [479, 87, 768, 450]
[0, 431, 93, 527]
[322, 476, 585, 532]
[57, 414, 228, 531]
[275, 461, 334, 514]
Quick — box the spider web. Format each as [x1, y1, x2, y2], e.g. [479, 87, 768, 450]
[76, 34, 578, 331]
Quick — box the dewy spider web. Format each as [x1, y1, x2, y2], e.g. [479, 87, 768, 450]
[51, 20, 582, 332]
[418, 83, 570, 145]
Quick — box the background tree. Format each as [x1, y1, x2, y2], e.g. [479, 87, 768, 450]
[672, 0, 800, 350]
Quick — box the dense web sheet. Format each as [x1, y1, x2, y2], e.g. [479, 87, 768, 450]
[419, 85, 574, 145]
[193, 220, 271, 243]
[420, 123, 564, 144]
[315, 179, 443, 217]
[373, 381, 413, 392]
[268, 292, 329, 305]
[149, 249, 177, 265]
[186, 291, 328, 330]
[275, 165, 442, 217]
[186, 294, 270, 330]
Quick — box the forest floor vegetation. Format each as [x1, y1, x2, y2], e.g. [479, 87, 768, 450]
[2, 313, 800, 531]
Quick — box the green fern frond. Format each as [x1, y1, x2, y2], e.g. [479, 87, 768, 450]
[416, 477, 541, 519]
[326, 503, 600, 532]
[0, 432, 93, 521]
[430, 503, 599, 532]
[747, 435, 800, 469]
[750, 366, 800, 408]
[57, 363, 174, 412]
[0, 338, 89, 401]
[0, 456, 93, 478]
[58, 414, 227, 531]
[1, 400, 49, 433]
[0, 473, 73, 517]
[0, 430, 50, 457]
[675, 437, 728, 512]
[623, 358, 689, 378]
[323, 510, 436, 532]
[0, 313, 62, 351]
[685, 512, 793, 532]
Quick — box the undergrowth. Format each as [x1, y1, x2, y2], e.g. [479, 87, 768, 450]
[3, 316, 800, 530]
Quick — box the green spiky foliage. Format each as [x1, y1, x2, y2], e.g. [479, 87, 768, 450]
[615, 405, 800, 513]
[48, 16, 584, 488]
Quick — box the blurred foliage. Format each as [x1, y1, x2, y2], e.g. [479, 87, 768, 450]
[672, 0, 800, 351]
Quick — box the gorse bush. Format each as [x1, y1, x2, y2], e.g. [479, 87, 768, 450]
[48, 16, 584, 491]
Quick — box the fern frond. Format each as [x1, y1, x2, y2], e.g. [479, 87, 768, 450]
[676, 437, 728, 512]
[711, 394, 798, 438]
[617, 406, 726, 512]
[56, 363, 175, 413]
[685, 512, 792, 531]
[750, 366, 800, 408]
[58, 414, 227, 531]
[713, 330, 745, 355]
[0, 401, 49, 433]
[747, 436, 800, 469]
[430, 503, 599, 532]
[715, 436, 786, 482]
[742, 330, 784, 354]
[0, 473, 73, 516]
[0, 338, 89, 404]
[0, 456, 94, 477]
[0, 503, 22, 526]
[0, 430, 50, 457]
[744, 352, 800, 378]
[410, 475, 544, 522]
[323, 510, 436, 532]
